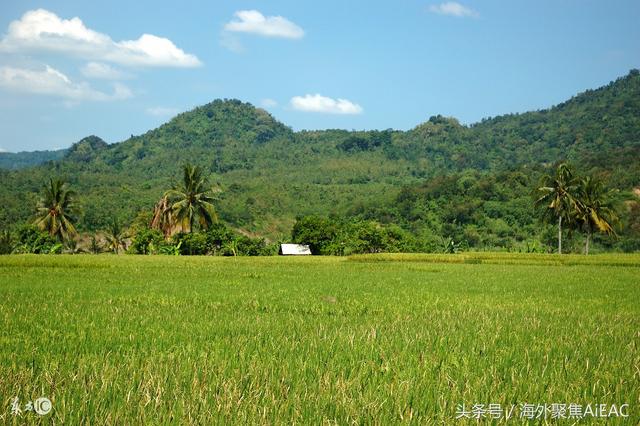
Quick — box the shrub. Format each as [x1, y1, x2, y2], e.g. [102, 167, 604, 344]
[347, 221, 388, 254]
[236, 236, 269, 256]
[13, 225, 59, 254]
[291, 216, 339, 255]
[0, 230, 12, 254]
[204, 224, 235, 254]
[129, 229, 164, 254]
[173, 232, 208, 255]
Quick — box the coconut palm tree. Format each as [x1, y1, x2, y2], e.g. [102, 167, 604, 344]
[103, 217, 129, 254]
[34, 178, 79, 242]
[164, 164, 218, 234]
[534, 163, 579, 254]
[151, 196, 177, 238]
[574, 176, 618, 254]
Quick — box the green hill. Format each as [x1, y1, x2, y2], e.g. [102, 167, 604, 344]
[0, 148, 66, 170]
[1, 70, 639, 251]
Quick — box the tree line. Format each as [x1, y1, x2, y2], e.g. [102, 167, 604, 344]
[0, 163, 624, 256]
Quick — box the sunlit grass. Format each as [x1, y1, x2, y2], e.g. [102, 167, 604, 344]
[0, 254, 638, 424]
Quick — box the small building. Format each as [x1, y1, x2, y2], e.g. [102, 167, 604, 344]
[279, 243, 312, 256]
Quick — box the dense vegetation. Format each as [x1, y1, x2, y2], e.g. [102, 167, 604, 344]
[0, 148, 66, 169]
[1, 70, 639, 253]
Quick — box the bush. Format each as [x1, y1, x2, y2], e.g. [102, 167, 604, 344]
[236, 236, 269, 256]
[383, 224, 421, 252]
[0, 230, 12, 254]
[346, 221, 388, 254]
[157, 241, 181, 255]
[291, 216, 339, 255]
[13, 225, 60, 254]
[204, 223, 235, 254]
[173, 232, 208, 255]
[129, 229, 164, 254]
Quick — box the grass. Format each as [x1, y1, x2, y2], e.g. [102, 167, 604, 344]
[0, 253, 638, 424]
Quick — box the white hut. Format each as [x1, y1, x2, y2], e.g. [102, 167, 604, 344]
[279, 244, 312, 255]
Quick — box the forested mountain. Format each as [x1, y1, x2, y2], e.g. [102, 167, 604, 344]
[0, 148, 66, 170]
[1, 70, 639, 251]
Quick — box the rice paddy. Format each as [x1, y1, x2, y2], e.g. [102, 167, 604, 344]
[0, 253, 638, 424]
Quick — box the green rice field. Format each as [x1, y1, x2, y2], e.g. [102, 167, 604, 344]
[0, 253, 639, 424]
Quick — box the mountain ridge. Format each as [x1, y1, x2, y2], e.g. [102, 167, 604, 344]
[1, 70, 639, 249]
[4, 69, 639, 167]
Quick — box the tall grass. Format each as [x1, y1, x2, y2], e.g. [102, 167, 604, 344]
[0, 254, 638, 424]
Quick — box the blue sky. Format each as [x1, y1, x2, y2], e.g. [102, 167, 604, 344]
[0, 0, 638, 152]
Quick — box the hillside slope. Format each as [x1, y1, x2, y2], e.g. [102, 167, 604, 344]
[1, 71, 638, 245]
[0, 148, 66, 170]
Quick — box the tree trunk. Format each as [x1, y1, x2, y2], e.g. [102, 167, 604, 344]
[558, 216, 562, 255]
[585, 232, 590, 255]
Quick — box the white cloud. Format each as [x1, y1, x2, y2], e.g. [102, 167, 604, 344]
[0, 65, 132, 101]
[0, 147, 8, 153]
[260, 98, 278, 108]
[428, 2, 478, 17]
[0, 9, 201, 67]
[111, 34, 201, 67]
[224, 10, 304, 39]
[81, 62, 129, 80]
[290, 94, 363, 115]
[146, 106, 180, 117]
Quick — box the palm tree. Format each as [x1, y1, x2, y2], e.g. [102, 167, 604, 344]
[534, 163, 579, 254]
[163, 164, 218, 233]
[574, 176, 618, 254]
[103, 217, 129, 254]
[151, 196, 177, 238]
[34, 178, 79, 242]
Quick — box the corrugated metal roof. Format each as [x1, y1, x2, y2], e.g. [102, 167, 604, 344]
[280, 244, 312, 255]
